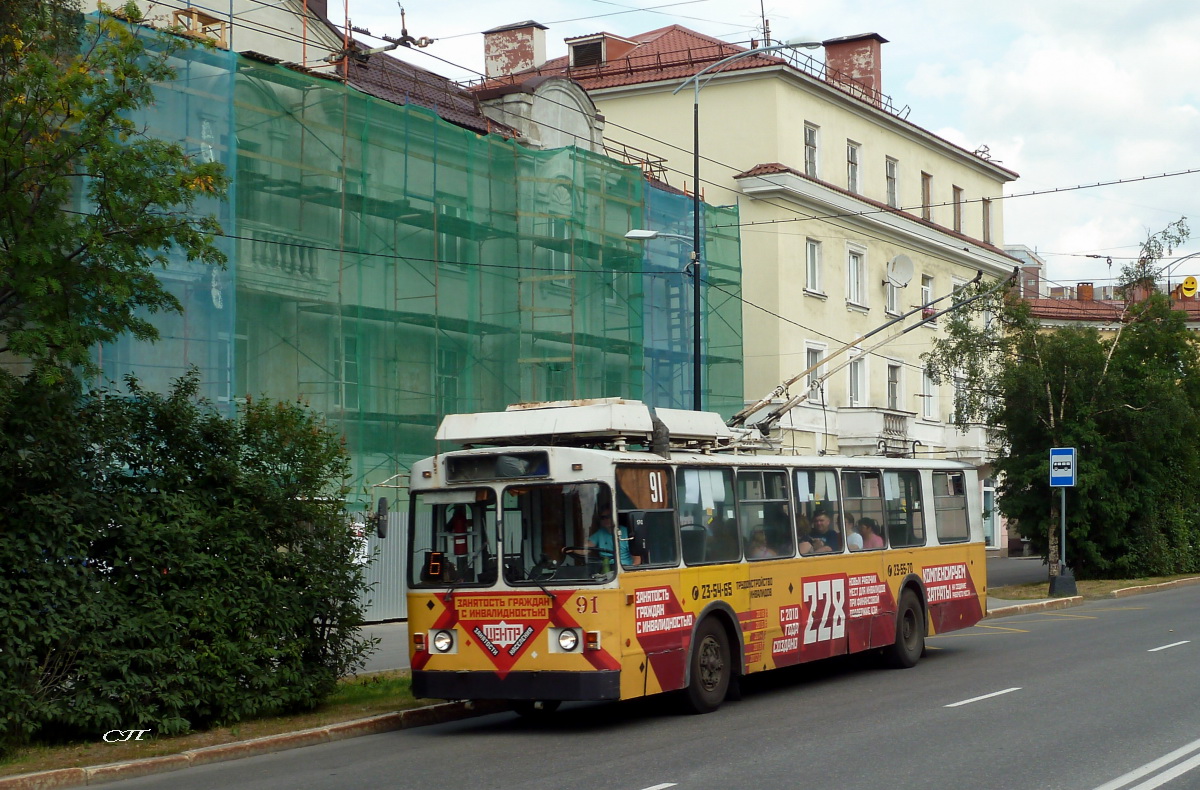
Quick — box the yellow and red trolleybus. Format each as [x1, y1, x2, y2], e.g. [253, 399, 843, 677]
[406, 400, 987, 714]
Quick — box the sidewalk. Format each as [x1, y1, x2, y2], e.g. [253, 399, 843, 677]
[359, 620, 410, 673]
[985, 594, 1083, 619]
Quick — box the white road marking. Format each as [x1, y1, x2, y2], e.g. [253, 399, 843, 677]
[640, 784, 677, 790]
[943, 687, 1021, 708]
[1091, 736, 1200, 790]
[1147, 640, 1191, 652]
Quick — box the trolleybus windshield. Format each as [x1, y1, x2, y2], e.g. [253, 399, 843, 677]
[501, 482, 616, 585]
[409, 489, 498, 588]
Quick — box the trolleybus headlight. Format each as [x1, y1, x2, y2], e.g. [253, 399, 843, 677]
[557, 629, 580, 652]
[432, 630, 455, 653]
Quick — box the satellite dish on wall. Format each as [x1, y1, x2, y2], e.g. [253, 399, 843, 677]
[886, 254, 915, 288]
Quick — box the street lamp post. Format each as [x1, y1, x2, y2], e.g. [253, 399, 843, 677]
[660, 38, 821, 411]
[624, 228, 697, 409]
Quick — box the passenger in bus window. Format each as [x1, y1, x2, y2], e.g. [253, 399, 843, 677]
[747, 528, 777, 559]
[858, 516, 885, 550]
[844, 512, 864, 551]
[807, 510, 838, 553]
[705, 512, 740, 561]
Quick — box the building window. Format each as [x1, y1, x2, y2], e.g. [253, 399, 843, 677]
[952, 276, 969, 305]
[982, 198, 993, 243]
[921, 370, 936, 419]
[570, 40, 603, 67]
[334, 334, 359, 411]
[536, 216, 571, 276]
[806, 345, 826, 404]
[847, 248, 866, 306]
[804, 124, 819, 177]
[437, 203, 469, 269]
[848, 353, 865, 407]
[885, 157, 899, 208]
[921, 274, 934, 311]
[951, 370, 967, 423]
[805, 238, 821, 293]
[436, 347, 461, 416]
[952, 186, 964, 233]
[545, 362, 569, 401]
[886, 363, 901, 410]
[885, 277, 900, 315]
[921, 172, 933, 221]
[846, 141, 860, 194]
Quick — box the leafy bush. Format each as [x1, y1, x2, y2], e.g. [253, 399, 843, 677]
[0, 371, 372, 755]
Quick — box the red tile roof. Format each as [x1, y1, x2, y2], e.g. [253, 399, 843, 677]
[343, 54, 514, 136]
[479, 24, 788, 92]
[1026, 298, 1200, 323]
[272, 8, 516, 137]
[471, 24, 1018, 180]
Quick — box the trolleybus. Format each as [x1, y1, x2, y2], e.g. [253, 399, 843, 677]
[406, 399, 987, 714]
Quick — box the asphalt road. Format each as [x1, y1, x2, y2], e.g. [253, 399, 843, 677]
[987, 555, 1050, 587]
[108, 585, 1200, 790]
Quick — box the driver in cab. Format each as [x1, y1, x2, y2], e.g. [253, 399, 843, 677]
[565, 508, 641, 567]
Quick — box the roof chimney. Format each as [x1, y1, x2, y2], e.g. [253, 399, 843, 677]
[304, 0, 327, 20]
[1021, 266, 1041, 299]
[483, 21, 547, 78]
[822, 33, 887, 106]
[1078, 282, 1094, 301]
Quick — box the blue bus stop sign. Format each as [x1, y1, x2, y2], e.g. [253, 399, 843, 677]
[1049, 447, 1076, 487]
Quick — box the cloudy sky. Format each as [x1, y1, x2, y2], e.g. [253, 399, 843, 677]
[343, 0, 1200, 291]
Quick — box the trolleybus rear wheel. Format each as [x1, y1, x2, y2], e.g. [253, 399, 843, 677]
[884, 589, 924, 669]
[684, 618, 730, 714]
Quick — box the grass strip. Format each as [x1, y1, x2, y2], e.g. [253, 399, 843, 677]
[0, 671, 424, 778]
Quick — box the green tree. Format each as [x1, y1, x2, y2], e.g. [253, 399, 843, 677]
[925, 221, 1200, 578]
[0, 372, 373, 753]
[0, 0, 227, 379]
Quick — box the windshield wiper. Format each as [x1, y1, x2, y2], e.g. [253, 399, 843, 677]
[441, 543, 491, 603]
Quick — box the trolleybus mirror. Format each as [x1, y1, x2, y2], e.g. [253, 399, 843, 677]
[625, 510, 649, 564]
[375, 496, 389, 538]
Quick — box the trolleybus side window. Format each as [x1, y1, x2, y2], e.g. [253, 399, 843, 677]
[500, 483, 615, 584]
[677, 467, 738, 565]
[842, 470, 886, 551]
[409, 489, 498, 587]
[615, 466, 678, 568]
[737, 469, 792, 559]
[794, 469, 839, 555]
[884, 469, 926, 548]
[933, 471, 970, 543]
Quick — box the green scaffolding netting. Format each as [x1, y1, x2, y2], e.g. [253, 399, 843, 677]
[98, 41, 742, 502]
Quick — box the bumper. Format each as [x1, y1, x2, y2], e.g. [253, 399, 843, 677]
[412, 670, 621, 702]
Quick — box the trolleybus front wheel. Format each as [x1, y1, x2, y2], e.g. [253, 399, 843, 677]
[684, 618, 731, 714]
[884, 589, 925, 669]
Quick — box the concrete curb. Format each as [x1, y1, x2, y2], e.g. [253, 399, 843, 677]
[1109, 576, 1200, 598]
[984, 595, 1084, 619]
[0, 701, 509, 790]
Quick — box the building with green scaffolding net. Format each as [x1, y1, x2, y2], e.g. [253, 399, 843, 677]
[96, 38, 742, 614]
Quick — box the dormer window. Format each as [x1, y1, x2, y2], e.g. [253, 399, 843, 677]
[571, 40, 603, 67]
[566, 33, 637, 68]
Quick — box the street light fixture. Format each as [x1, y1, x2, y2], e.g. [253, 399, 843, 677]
[677, 38, 821, 411]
